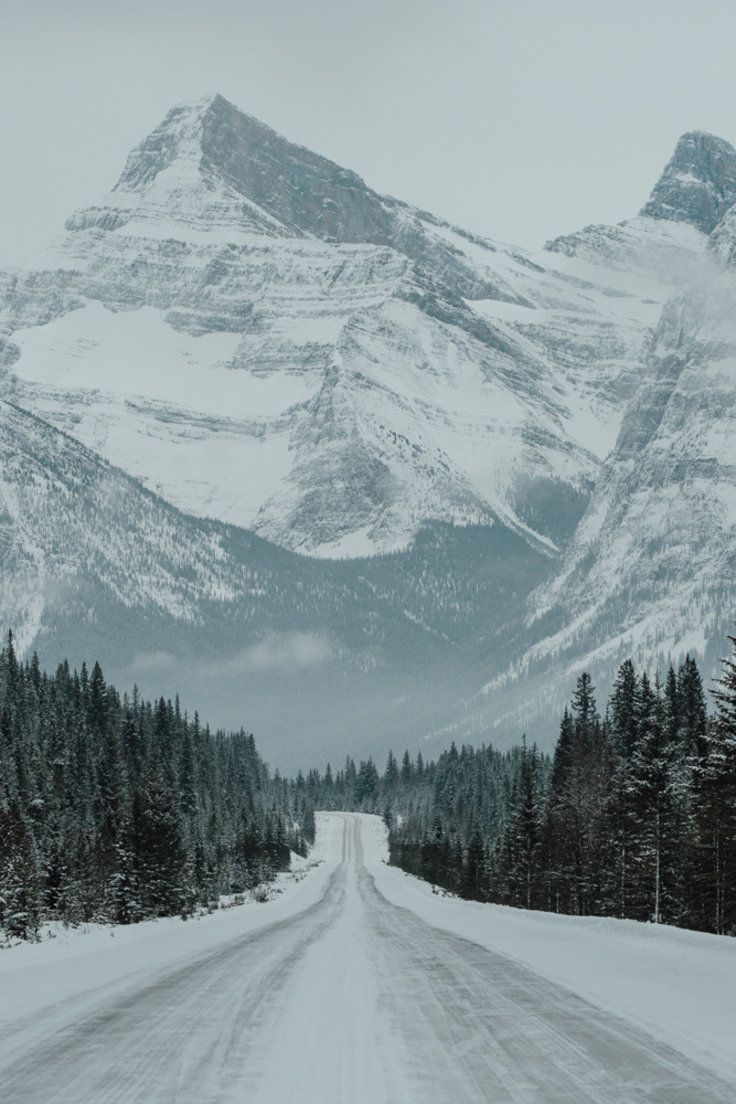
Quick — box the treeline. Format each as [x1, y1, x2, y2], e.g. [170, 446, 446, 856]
[294, 742, 551, 904]
[0, 635, 314, 941]
[304, 637, 736, 936]
[299, 741, 543, 861]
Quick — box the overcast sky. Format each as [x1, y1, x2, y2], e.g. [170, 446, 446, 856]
[2, 0, 736, 266]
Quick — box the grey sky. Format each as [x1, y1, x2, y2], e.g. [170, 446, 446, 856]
[2, 0, 736, 266]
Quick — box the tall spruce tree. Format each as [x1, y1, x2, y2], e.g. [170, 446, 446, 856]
[699, 635, 736, 933]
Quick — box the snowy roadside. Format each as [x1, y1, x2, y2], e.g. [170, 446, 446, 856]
[359, 813, 736, 1086]
[0, 814, 341, 1050]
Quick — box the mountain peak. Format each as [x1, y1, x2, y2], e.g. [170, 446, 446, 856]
[640, 130, 736, 233]
[109, 91, 383, 241]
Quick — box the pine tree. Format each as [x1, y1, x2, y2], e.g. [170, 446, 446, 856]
[543, 709, 575, 912]
[355, 758, 379, 807]
[503, 740, 542, 909]
[384, 750, 399, 793]
[0, 801, 41, 940]
[629, 673, 679, 923]
[461, 823, 486, 901]
[698, 635, 736, 933]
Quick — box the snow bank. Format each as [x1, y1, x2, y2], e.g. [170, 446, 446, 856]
[359, 813, 736, 1085]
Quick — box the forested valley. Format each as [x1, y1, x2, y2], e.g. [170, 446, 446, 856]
[2, 631, 736, 942]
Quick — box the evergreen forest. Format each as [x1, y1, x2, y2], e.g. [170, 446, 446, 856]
[305, 638, 736, 936]
[0, 634, 314, 941]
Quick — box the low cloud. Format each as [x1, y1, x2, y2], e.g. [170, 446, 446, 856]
[226, 632, 333, 673]
[125, 632, 333, 686]
[129, 650, 177, 672]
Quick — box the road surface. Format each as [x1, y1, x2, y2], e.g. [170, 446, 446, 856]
[0, 813, 732, 1103]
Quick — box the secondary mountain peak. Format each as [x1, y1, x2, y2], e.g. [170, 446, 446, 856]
[639, 129, 736, 233]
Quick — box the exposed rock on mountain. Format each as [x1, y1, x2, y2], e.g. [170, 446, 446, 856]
[527, 268, 735, 662]
[547, 131, 736, 283]
[545, 214, 703, 283]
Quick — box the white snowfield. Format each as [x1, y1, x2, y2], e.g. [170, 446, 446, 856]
[0, 813, 734, 1103]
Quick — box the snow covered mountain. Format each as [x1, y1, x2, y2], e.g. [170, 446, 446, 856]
[0, 94, 698, 559]
[1, 96, 735, 755]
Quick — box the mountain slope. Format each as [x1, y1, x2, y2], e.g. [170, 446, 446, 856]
[464, 211, 736, 741]
[528, 260, 736, 661]
[406, 132, 736, 745]
[543, 131, 736, 282]
[0, 398, 551, 764]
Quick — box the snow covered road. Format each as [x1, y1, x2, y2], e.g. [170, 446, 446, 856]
[0, 813, 734, 1103]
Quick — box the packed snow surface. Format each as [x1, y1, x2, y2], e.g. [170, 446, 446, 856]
[1, 814, 734, 1103]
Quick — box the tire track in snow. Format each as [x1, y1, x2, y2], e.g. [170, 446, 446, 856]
[0, 862, 347, 1104]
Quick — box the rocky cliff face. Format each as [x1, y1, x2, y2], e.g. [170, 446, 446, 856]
[523, 269, 735, 666]
[72, 94, 505, 298]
